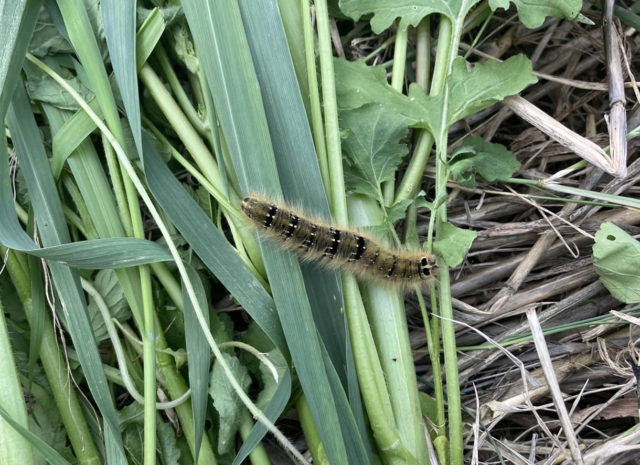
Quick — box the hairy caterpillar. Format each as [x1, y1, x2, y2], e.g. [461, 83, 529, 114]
[241, 195, 437, 289]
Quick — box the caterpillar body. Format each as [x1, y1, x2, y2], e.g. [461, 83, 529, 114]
[241, 195, 437, 289]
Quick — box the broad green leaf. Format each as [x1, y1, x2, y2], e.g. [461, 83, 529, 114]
[25, 67, 94, 111]
[489, 0, 582, 28]
[336, 56, 537, 140]
[28, 7, 73, 57]
[117, 403, 144, 465]
[335, 58, 412, 112]
[593, 222, 640, 304]
[449, 136, 521, 188]
[342, 103, 411, 201]
[87, 269, 129, 342]
[433, 222, 476, 267]
[185, 1, 371, 464]
[339, 0, 482, 33]
[140, 138, 286, 351]
[409, 55, 537, 137]
[386, 198, 414, 224]
[49, 11, 165, 176]
[26, 384, 75, 464]
[157, 421, 181, 465]
[23, 238, 171, 269]
[210, 352, 251, 455]
[102, 0, 141, 155]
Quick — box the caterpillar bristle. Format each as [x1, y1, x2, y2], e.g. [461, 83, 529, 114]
[241, 194, 437, 289]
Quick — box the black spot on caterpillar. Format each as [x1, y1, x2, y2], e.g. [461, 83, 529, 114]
[241, 195, 437, 289]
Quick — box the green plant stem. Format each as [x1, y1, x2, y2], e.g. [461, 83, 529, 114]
[384, 22, 409, 204]
[348, 197, 427, 465]
[237, 409, 271, 465]
[416, 291, 445, 436]
[301, 0, 330, 201]
[3, 248, 101, 465]
[32, 53, 220, 464]
[341, 275, 413, 465]
[415, 18, 431, 91]
[102, 133, 134, 237]
[434, 139, 463, 465]
[141, 265, 156, 465]
[363, 34, 396, 62]
[154, 43, 208, 136]
[314, 0, 347, 221]
[396, 18, 454, 203]
[296, 396, 329, 465]
[140, 63, 221, 192]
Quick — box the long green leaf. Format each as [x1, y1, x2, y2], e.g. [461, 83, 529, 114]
[102, 0, 142, 155]
[6, 81, 128, 465]
[182, 265, 211, 462]
[0, 0, 42, 119]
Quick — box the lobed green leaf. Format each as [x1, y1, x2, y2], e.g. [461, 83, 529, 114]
[449, 136, 521, 188]
[489, 0, 582, 28]
[339, 0, 482, 33]
[342, 103, 411, 201]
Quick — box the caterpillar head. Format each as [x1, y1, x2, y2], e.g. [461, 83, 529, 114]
[419, 256, 436, 278]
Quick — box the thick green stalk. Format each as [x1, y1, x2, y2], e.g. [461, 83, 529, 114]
[434, 139, 463, 465]
[314, 0, 347, 221]
[424, 12, 468, 463]
[296, 396, 329, 465]
[384, 22, 409, 203]
[141, 265, 156, 465]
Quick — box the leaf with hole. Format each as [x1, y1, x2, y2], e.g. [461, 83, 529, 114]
[433, 222, 476, 267]
[449, 136, 521, 188]
[593, 222, 640, 304]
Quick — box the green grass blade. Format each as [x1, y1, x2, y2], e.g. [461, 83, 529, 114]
[24, 238, 172, 268]
[7, 82, 127, 465]
[0, 403, 69, 465]
[0, 0, 42, 118]
[0, 302, 35, 465]
[233, 370, 292, 465]
[57, 0, 124, 141]
[182, 265, 211, 463]
[102, 0, 142, 155]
